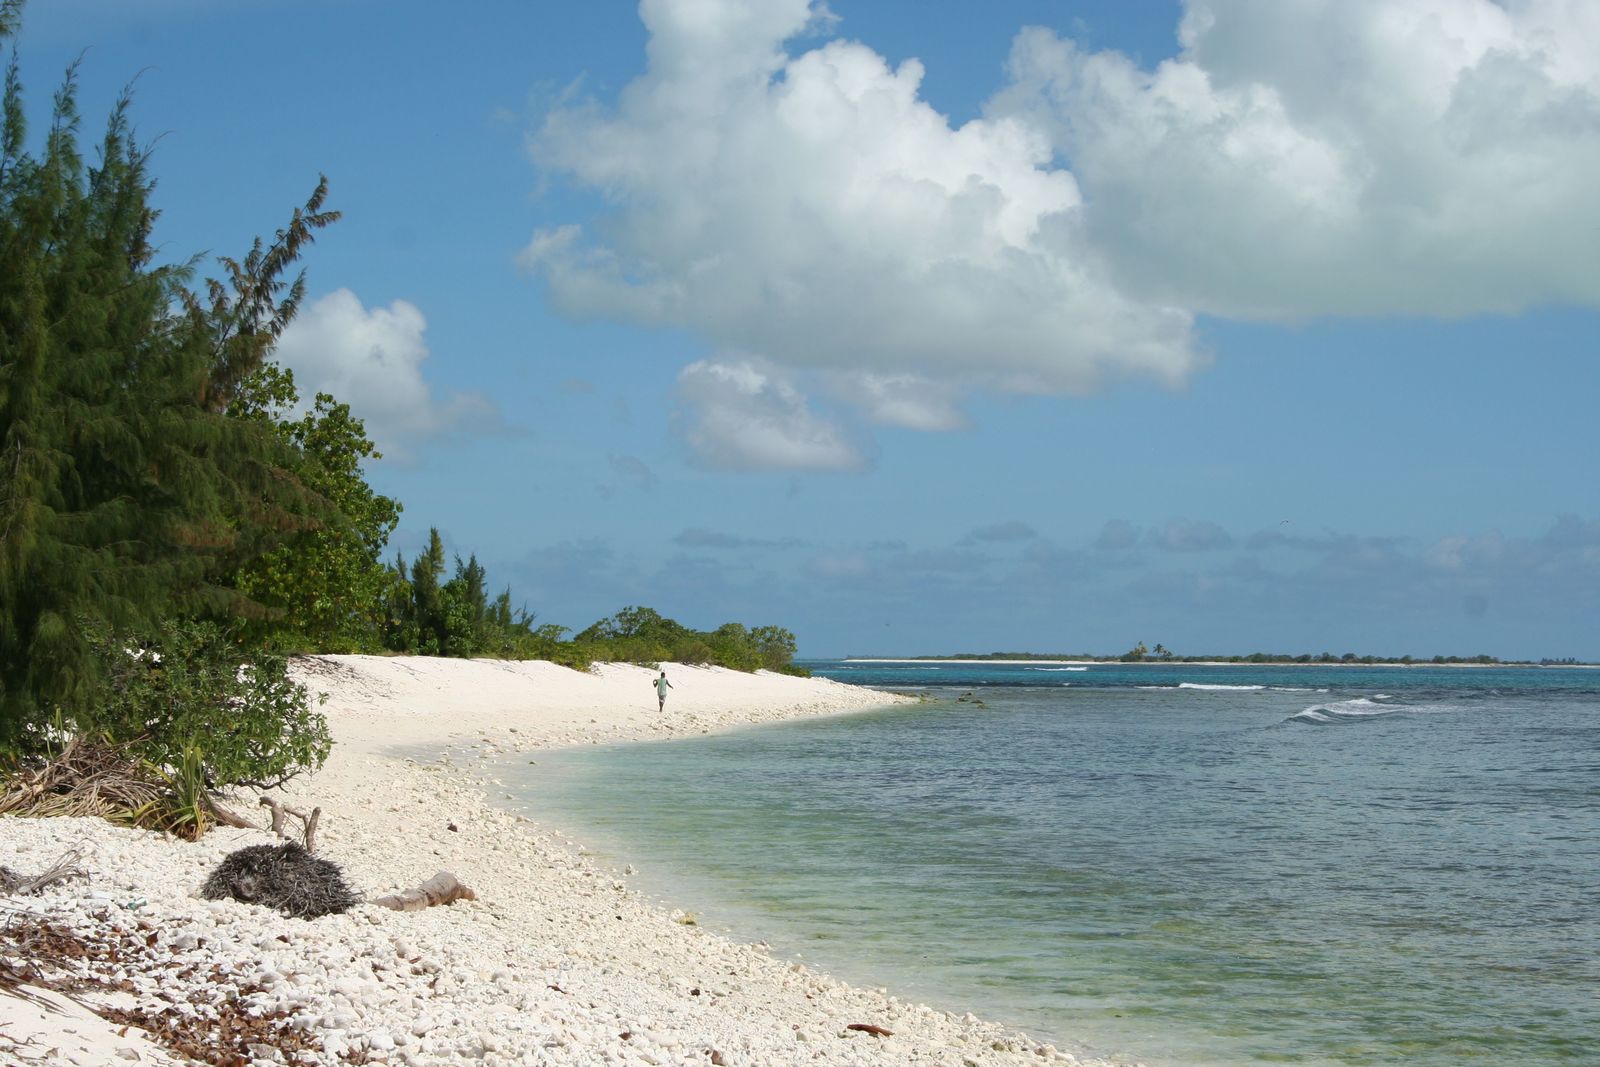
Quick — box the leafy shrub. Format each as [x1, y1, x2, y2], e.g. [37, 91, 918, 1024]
[88, 621, 330, 790]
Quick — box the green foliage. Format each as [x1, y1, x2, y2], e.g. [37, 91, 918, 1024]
[573, 606, 799, 672]
[133, 743, 212, 841]
[376, 534, 802, 673]
[86, 620, 329, 791]
[232, 372, 400, 653]
[0, 22, 344, 754]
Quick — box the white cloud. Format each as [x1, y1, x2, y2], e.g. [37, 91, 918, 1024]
[829, 372, 968, 431]
[527, 0, 1199, 404]
[991, 0, 1600, 317]
[526, 0, 1599, 458]
[675, 359, 861, 470]
[273, 289, 495, 461]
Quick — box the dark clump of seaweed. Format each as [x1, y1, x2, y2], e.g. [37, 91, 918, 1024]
[200, 841, 359, 919]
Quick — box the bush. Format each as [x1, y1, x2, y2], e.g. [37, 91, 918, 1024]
[88, 621, 330, 790]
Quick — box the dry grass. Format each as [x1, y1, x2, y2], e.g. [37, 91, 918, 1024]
[0, 738, 166, 820]
[0, 737, 244, 839]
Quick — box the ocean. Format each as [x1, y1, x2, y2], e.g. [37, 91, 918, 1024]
[498, 661, 1599, 1066]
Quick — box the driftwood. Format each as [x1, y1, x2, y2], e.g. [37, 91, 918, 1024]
[210, 803, 262, 832]
[259, 796, 322, 852]
[846, 1023, 894, 1037]
[373, 871, 477, 912]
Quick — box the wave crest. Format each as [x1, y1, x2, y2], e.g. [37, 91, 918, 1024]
[1285, 697, 1401, 725]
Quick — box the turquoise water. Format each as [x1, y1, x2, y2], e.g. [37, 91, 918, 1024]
[499, 662, 1599, 1066]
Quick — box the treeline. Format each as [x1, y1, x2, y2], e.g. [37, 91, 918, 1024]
[377, 529, 801, 674]
[0, 8, 798, 836]
[1114, 643, 1508, 664]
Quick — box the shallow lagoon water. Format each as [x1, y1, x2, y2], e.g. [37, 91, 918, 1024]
[501, 663, 1599, 1066]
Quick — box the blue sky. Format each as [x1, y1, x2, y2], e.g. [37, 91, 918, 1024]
[13, 0, 1598, 659]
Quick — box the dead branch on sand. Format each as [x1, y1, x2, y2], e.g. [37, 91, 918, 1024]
[257, 796, 321, 852]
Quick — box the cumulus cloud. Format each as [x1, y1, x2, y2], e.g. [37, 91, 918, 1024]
[829, 372, 969, 432]
[991, 0, 1600, 317]
[273, 289, 495, 460]
[675, 360, 861, 470]
[525, 0, 1599, 469]
[527, 0, 1199, 410]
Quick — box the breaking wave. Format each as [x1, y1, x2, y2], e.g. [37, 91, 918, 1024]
[1281, 696, 1465, 725]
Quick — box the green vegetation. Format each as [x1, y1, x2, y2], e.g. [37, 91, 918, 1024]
[231, 368, 402, 654]
[0, 5, 802, 835]
[377, 537, 803, 673]
[89, 621, 331, 791]
[1, 15, 341, 763]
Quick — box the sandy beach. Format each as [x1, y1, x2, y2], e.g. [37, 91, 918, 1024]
[1, 656, 1136, 1067]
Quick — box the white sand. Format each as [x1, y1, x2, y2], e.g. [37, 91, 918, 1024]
[2, 656, 1140, 1067]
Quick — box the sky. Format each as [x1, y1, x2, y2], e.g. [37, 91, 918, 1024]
[10, 0, 1598, 660]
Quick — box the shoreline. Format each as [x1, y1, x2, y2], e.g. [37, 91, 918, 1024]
[2, 655, 1135, 1067]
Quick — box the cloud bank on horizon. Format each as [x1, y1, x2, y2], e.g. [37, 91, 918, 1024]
[509, 513, 1600, 658]
[524, 0, 1600, 470]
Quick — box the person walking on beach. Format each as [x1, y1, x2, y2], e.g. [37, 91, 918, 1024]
[653, 670, 673, 712]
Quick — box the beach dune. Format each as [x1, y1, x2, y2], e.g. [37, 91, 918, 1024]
[1, 656, 1128, 1067]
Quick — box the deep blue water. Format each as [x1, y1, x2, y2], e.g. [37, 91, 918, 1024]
[500, 662, 1599, 1067]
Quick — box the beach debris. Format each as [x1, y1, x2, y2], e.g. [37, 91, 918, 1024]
[373, 870, 477, 912]
[258, 796, 322, 852]
[0, 738, 259, 840]
[200, 841, 358, 919]
[0, 848, 88, 895]
[846, 1023, 894, 1037]
[1, 910, 325, 1066]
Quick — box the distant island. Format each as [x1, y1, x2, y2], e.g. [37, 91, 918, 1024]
[844, 645, 1592, 667]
